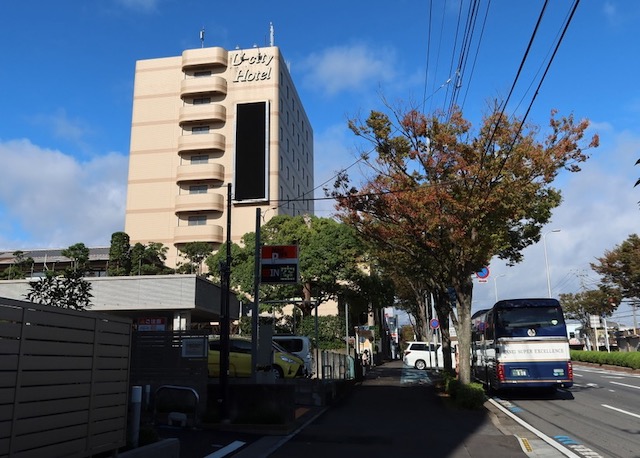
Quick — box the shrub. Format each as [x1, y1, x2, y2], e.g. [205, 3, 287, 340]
[571, 350, 640, 370]
[441, 375, 485, 409]
[454, 383, 486, 409]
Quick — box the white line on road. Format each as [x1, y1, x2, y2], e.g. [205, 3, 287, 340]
[601, 376, 623, 379]
[601, 404, 640, 419]
[488, 398, 582, 458]
[205, 441, 246, 458]
[574, 373, 583, 377]
[609, 381, 640, 390]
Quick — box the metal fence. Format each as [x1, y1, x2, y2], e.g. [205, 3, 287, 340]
[317, 351, 356, 380]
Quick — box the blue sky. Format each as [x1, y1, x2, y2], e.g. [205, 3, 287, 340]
[1, 1, 639, 325]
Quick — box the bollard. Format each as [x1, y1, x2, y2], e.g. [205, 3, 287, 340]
[129, 386, 142, 448]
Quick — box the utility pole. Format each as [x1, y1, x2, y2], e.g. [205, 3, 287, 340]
[218, 183, 232, 422]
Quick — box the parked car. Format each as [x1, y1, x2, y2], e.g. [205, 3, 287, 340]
[403, 341, 456, 370]
[208, 336, 305, 379]
[273, 335, 313, 376]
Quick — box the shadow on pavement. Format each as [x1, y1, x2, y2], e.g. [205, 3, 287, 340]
[267, 361, 526, 458]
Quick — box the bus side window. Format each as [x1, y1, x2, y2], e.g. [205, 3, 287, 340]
[485, 312, 494, 340]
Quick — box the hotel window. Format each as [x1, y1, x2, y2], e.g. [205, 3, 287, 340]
[193, 97, 211, 105]
[188, 215, 206, 226]
[192, 126, 210, 134]
[191, 155, 209, 164]
[189, 185, 208, 194]
[194, 70, 211, 77]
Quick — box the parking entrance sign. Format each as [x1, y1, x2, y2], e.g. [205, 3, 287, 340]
[260, 245, 299, 284]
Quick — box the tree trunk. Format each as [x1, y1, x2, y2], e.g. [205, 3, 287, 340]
[300, 281, 313, 316]
[413, 291, 428, 341]
[452, 275, 473, 384]
[434, 289, 453, 372]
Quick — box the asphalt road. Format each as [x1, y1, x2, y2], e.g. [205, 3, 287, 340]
[494, 364, 640, 458]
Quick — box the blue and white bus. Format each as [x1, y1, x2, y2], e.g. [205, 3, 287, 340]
[471, 298, 573, 391]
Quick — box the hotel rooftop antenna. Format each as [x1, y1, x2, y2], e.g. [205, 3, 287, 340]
[200, 27, 205, 48]
[270, 22, 274, 46]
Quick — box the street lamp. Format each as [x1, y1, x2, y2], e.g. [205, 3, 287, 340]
[543, 229, 561, 298]
[493, 274, 506, 302]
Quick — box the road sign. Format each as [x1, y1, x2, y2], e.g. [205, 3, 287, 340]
[260, 245, 299, 284]
[430, 318, 440, 329]
[476, 266, 490, 279]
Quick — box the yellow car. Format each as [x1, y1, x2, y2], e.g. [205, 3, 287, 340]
[208, 336, 306, 379]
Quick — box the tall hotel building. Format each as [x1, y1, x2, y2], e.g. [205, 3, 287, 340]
[124, 45, 314, 267]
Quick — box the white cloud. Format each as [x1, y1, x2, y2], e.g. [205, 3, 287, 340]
[473, 127, 640, 324]
[115, 0, 160, 13]
[32, 109, 93, 151]
[603, 1, 619, 25]
[0, 139, 128, 250]
[300, 44, 397, 96]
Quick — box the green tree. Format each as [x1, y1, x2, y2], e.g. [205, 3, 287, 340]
[108, 232, 131, 276]
[206, 215, 375, 317]
[130, 242, 173, 275]
[559, 289, 620, 349]
[591, 234, 640, 301]
[61, 243, 90, 274]
[298, 315, 345, 350]
[178, 241, 215, 275]
[332, 103, 598, 384]
[0, 250, 34, 279]
[26, 270, 92, 310]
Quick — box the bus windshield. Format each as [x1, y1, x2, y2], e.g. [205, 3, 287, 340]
[495, 305, 566, 338]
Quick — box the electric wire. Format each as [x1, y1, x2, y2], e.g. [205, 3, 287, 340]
[421, 0, 433, 114]
[459, 0, 491, 111]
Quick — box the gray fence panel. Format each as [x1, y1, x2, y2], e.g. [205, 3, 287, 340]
[0, 297, 132, 458]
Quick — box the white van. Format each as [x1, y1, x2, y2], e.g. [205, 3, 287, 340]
[403, 341, 456, 370]
[273, 335, 313, 376]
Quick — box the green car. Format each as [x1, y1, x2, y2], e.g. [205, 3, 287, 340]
[208, 336, 306, 379]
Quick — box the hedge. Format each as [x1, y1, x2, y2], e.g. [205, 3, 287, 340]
[571, 350, 640, 370]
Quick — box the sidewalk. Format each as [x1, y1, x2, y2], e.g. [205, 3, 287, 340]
[236, 360, 561, 458]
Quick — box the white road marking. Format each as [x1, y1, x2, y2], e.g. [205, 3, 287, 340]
[601, 404, 640, 419]
[574, 373, 583, 377]
[489, 398, 582, 458]
[609, 381, 640, 390]
[601, 376, 623, 379]
[205, 441, 246, 458]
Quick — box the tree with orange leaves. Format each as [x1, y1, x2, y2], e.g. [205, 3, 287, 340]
[332, 103, 599, 383]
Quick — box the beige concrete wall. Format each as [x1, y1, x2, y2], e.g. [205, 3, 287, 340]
[125, 46, 314, 268]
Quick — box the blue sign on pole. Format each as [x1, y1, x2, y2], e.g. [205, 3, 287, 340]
[430, 318, 440, 330]
[476, 266, 490, 279]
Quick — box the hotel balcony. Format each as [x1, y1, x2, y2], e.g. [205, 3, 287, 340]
[175, 192, 225, 213]
[174, 224, 224, 244]
[176, 163, 225, 183]
[180, 76, 227, 98]
[179, 104, 226, 126]
[177, 133, 225, 154]
[182, 47, 228, 71]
